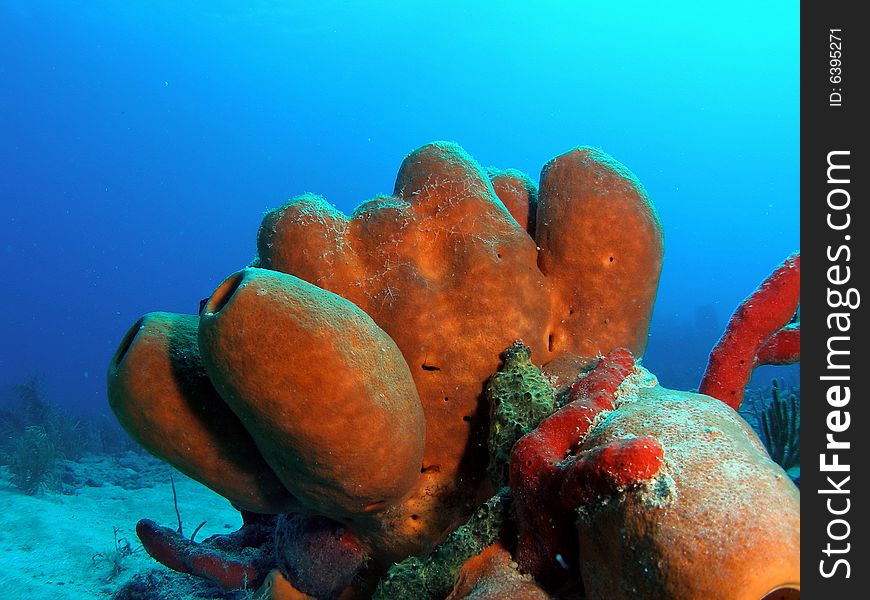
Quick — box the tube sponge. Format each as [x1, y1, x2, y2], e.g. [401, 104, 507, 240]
[537, 147, 663, 364]
[198, 267, 426, 520]
[107, 311, 299, 513]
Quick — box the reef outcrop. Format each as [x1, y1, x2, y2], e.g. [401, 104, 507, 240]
[107, 141, 798, 599]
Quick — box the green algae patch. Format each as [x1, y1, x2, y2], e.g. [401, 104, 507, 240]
[486, 341, 555, 488]
[372, 490, 511, 600]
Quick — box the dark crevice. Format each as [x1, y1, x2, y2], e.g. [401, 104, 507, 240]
[114, 317, 144, 367]
[204, 271, 244, 315]
[760, 588, 799, 600]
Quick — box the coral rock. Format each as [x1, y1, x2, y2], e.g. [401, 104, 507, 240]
[373, 490, 511, 600]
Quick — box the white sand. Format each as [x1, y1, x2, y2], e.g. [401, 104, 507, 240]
[0, 454, 243, 599]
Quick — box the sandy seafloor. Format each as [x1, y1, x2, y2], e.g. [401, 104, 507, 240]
[0, 452, 244, 598]
[0, 391, 796, 599]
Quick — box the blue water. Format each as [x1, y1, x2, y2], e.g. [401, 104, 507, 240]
[0, 1, 798, 416]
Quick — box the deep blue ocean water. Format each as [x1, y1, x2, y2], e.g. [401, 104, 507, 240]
[0, 1, 798, 417]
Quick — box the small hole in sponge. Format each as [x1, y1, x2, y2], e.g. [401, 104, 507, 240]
[204, 271, 244, 315]
[463, 415, 473, 422]
[113, 317, 144, 367]
[421, 363, 441, 371]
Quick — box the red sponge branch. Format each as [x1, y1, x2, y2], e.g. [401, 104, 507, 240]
[700, 252, 800, 410]
[509, 348, 653, 582]
[558, 436, 664, 509]
[756, 323, 800, 365]
[136, 514, 276, 589]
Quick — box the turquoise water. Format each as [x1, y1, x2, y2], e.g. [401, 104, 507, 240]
[1, 1, 798, 411]
[0, 2, 800, 598]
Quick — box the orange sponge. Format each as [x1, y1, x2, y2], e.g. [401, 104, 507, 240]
[253, 142, 662, 556]
[110, 141, 664, 567]
[107, 312, 299, 514]
[536, 148, 663, 383]
[198, 267, 425, 521]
